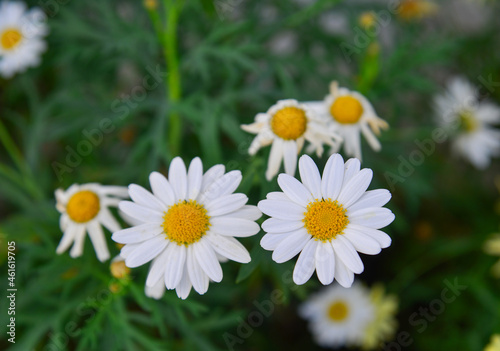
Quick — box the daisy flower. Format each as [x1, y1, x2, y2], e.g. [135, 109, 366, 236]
[434, 76, 500, 169]
[259, 153, 394, 287]
[307, 81, 389, 161]
[112, 157, 261, 300]
[241, 99, 341, 181]
[0, 1, 48, 78]
[55, 183, 129, 262]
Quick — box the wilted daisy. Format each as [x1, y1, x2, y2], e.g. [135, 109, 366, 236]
[0, 1, 48, 78]
[300, 283, 397, 349]
[259, 153, 394, 287]
[307, 81, 389, 161]
[241, 99, 341, 181]
[112, 157, 261, 299]
[434, 76, 500, 169]
[55, 183, 129, 262]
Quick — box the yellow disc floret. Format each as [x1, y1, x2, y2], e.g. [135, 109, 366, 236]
[328, 301, 349, 322]
[458, 109, 478, 133]
[330, 96, 364, 124]
[66, 190, 101, 223]
[163, 200, 210, 246]
[270, 106, 308, 140]
[303, 199, 349, 241]
[1, 29, 22, 50]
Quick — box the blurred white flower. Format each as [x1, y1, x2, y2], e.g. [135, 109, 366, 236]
[259, 154, 394, 287]
[0, 1, 48, 78]
[434, 76, 500, 169]
[300, 283, 397, 349]
[113, 157, 261, 299]
[307, 81, 389, 161]
[55, 184, 129, 262]
[241, 99, 341, 181]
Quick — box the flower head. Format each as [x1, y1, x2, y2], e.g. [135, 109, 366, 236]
[112, 157, 261, 299]
[259, 153, 394, 287]
[434, 77, 500, 169]
[0, 1, 48, 78]
[55, 183, 129, 262]
[241, 99, 341, 180]
[307, 81, 389, 161]
[397, 0, 438, 21]
[300, 283, 397, 349]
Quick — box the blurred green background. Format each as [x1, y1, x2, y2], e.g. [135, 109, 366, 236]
[1, 0, 500, 350]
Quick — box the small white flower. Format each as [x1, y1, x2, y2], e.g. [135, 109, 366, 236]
[258, 154, 394, 287]
[434, 76, 500, 169]
[307, 81, 389, 161]
[241, 99, 341, 181]
[112, 157, 261, 299]
[0, 1, 48, 78]
[55, 183, 129, 262]
[299, 283, 375, 348]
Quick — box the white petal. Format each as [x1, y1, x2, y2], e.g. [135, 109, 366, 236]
[201, 171, 242, 202]
[342, 158, 360, 186]
[283, 140, 298, 176]
[100, 186, 129, 198]
[128, 184, 167, 212]
[119, 242, 141, 258]
[321, 154, 344, 200]
[210, 217, 260, 237]
[164, 244, 187, 289]
[187, 245, 209, 294]
[266, 138, 284, 181]
[262, 218, 304, 233]
[169, 157, 188, 201]
[146, 248, 170, 287]
[187, 157, 203, 200]
[205, 232, 251, 263]
[201, 164, 225, 193]
[343, 228, 381, 255]
[125, 236, 168, 268]
[315, 241, 336, 285]
[56, 224, 80, 254]
[87, 221, 110, 262]
[293, 239, 318, 285]
[334, 254, 354, 288]
[348, 224, 392, 248]
[119, 201, 164, 224]
[145, 279, 165, 300]
[112, 222, 164, 244]
[349, 208, 395, 229]
[258, 200, 305, 221]
[69, 226, 87, 258]
[331, 236, 364, 274]
[149, 172, 176, 206]
[260, 233, 288, 251]
[347, 189, 391, 213]
[278, 174, 313, 207]
[205, 194, 248, 217]
[298, 155, 322, 199]
[266, 192, 289, 201]
[223, 205, 262, 221]
[176, 264, 192, 299]
[193, 239, 223, 282]
[337, 168, 373, 208]
[272, 228, 310, 263]
[98, 208, 121, 233]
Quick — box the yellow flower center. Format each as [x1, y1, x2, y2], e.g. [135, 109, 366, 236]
[328, 301, 349, 322]
[1, 29, 22, 50]
[330, 96, 364, 124]
[458, 109, 478, 132]
[110, 260, 130, 279]
[303, 199, 349, 242]
[270, 106, 308, 140]
[163, 200, 211, 246]
[66, 190, 101, 223]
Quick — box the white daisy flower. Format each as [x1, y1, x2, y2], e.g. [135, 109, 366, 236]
[307, 81, 389, 161]
[258, 153, 394, 287]
[434, 76, 500, 169]
[112, 157, 261, 300]
[55, 183, 129, 262]
[299, 283, 375, 348]
[0, 1, 48, 78]
[241, 99, 341, 181]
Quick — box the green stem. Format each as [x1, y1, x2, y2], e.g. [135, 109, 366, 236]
[164, 0, 182, 156]
[0, 119, 27, 174]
